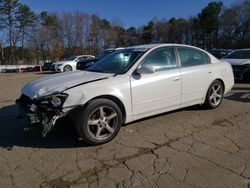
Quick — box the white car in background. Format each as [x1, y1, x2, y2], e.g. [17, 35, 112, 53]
[222, 49, 250, 81]
[17, 44, 234, 145]
[52, 55, 95, 72]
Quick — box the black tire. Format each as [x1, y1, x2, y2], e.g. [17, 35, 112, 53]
[63, 65, 72, 72]
[204, 80, 224, 109]
[75, 99, 122, 145]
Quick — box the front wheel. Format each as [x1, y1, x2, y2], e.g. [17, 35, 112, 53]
[75, 99, 123, 145]
[204, 80, 224, 109]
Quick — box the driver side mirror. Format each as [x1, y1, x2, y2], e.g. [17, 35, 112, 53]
[136, 65, 155, 74]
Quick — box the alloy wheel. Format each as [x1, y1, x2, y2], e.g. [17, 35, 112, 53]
[209, 83, 223, 106]
[87, 106, 118, 141]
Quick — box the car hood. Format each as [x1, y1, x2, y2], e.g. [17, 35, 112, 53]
[223, 59, 250, 66]
[22, 71, 114, 99]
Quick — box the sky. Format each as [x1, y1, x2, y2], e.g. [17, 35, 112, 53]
[19, 0, 237, 28]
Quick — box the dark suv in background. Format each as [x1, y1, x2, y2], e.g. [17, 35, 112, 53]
[222, 49, 250, 81]
[76, 48, 123, 70]
[208, 49, 232, 59]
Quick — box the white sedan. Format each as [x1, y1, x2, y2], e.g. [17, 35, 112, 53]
[17, 44, 234, 145]
[52, 55, 95, 72]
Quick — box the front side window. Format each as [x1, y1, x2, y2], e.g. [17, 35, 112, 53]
[177, 47, 206, 67]
[141, 47, 177, 72]
[225, 50, 250, 59]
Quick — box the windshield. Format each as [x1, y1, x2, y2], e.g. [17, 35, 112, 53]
[225, 50, 250, 59]
[65, 56, 77, 61]
[87, 49, 146, 74]
[95, 50, 114, 59]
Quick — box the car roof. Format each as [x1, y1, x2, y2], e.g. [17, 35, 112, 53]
[125, 43, 206, 50]
[125, 44, 163, 50]
[105, 47, 124, 51]
[124, 43, 219, 62]
[77, 55, 95, 57]
[75, 55, 95, 58]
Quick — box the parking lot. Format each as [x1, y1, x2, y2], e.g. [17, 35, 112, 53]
[0, 72, 250, 188]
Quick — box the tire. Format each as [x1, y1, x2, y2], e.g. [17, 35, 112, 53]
[63, 65, 72, 72]
[75, 99, 122, 145]
[204, 80, 224, 109]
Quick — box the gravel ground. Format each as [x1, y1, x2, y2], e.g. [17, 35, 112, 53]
[0, 72, 250, 188]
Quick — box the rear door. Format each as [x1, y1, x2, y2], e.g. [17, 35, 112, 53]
[176, 47, 214, 106]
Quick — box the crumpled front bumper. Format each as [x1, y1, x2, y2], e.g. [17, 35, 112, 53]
[16, 94, 74, 137]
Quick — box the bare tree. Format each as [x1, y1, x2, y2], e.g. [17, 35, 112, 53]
[0, 0, 20, 63]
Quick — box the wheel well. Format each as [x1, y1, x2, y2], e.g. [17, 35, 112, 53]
[64, 64, 72, 68]
[90, 95, 126, 123]
[215, 79, 225, 92]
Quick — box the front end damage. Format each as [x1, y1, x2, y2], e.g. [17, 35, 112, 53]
[16, 93, 74, 137]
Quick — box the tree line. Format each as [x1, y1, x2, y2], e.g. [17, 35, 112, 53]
[0, 0, 249, 65]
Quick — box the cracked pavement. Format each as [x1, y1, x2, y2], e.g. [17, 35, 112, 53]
[0, 72, 250, 188]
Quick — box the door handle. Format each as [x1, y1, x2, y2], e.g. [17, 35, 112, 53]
[208, 71, 212, 74]
[173, 77, 180, 81]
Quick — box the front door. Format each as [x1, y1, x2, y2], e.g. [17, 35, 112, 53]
[130, 47, 181, 117]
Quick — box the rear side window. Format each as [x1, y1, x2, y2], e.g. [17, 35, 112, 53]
[177, 47, 206, 67]
[203, 52, 212, 64]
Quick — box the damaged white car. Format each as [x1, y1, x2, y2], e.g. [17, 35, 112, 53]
[17, 44, 234, 145]
[222, 49, 250, 81]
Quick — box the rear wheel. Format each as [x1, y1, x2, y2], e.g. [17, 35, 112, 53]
[204, 80, 224, 109]
[63, 65, 72, 72]
[75, 99, 122, 145]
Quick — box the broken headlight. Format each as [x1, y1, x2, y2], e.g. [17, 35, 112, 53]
[51, 96, 63, 107]
[35, 93, 68, 109]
